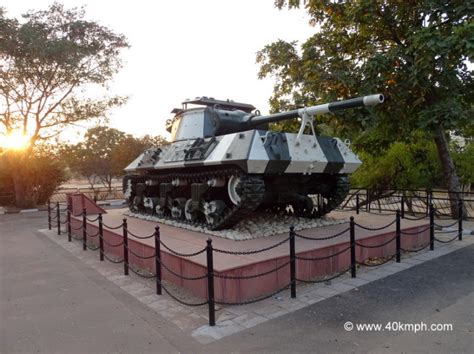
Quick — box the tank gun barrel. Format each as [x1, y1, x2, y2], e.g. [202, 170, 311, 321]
[247, 93, 384, 127]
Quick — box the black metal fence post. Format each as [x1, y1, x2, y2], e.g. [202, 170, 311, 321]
[47, 200, 51, 230]
[82, 208, 87, 251]
[206, 238, 215, 327]
[67, 208, 71, 242]
[396, 210, 401, 263]
[367, 189, 370, 212]
[426, 190, 431, 216]
[350, 216, 356, 278]
[56, 202, 61, 235]
[429, 204, 434, 251]
[289, 226, 296, 298]
[123, 218, 129, 275]
[99, 214, 104, 261]
[154, 225, 162, 295]
[356, 194, 360, 215]
[400, 195, 405, 219]
[458, 201, 463, 241]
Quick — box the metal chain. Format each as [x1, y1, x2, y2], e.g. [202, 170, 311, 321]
[434, 233, 460, 244]
[102, 223, 124, 230]
[127, 230, 155, 239]
[128, 266, 158, 279]
[85, 230, 100, 238]
[295, 227, 350, 241]
[355, 219, 396, 231]
[100, 251, 124, 264]
[214, 260, 291, 280]
[356, 254, 396, 267]
[213, 236, 289, 255]
[71, 224, 83, 230]
[86, 216, 100, 222]
[295, 246, 351, 261]
[400, 225, 431, 235]
[403, 214, 427, 221]
[160, 282, 208, 307]
[124, 244, 157, 259]
[215, 283, 290, 306]
[434, 219, 460, 228]
[159, 240, 207, 257]
[101, 238, 124, 247]
[355, 236, 396, 249]
[160, 261, 208, 280]
[296, 267, 350, 283]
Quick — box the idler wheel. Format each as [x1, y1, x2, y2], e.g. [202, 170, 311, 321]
[203, 200, 227, 225]
[227, 175, 242, 205]
[184, 199, 199, 222]
[131, 196, 141, 212]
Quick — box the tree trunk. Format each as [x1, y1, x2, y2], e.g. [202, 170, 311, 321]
[433, 128, 464, 218]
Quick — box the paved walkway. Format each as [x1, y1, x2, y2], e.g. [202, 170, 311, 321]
[1, 212, 473, 353]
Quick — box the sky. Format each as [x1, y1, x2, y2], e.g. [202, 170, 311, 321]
[2, 0, 314, 141]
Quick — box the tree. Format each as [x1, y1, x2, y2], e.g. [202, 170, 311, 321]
[452, 140, 474, 192]
[258, 0, 473, 217]
[0, 3, 128, 206]
[63, 127, 167, 191]
[0, 145, 67, 207]
[64, 127, 128, 191]
[351, 137, 442, 190]
[110, 134, 168, 176]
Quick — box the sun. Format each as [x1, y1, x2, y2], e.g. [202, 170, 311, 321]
[0, 131, 31, 150]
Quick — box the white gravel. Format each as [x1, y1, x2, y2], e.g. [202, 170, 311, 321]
[124, 211, 347, 241]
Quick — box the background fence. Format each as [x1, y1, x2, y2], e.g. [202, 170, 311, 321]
[49, 186, 124, 203]
[339, 189, 474, 219]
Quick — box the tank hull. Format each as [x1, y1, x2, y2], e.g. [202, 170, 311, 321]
[125, 130, 361, 175]
[124, 130, 359, 230]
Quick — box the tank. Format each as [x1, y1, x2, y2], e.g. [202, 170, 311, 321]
[123, 94, 384, 230]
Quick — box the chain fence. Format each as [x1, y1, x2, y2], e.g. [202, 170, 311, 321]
[47, 199, 468, 327]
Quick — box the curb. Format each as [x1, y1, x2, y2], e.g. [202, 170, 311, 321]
[0, 207, 47, 215]
[0, 200, 126, 215]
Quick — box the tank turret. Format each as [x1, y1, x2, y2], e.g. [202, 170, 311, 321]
[166, 94, 383, 142]
[124, 94, 384, 231]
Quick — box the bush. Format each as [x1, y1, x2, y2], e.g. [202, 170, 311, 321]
[0, 146, 67, 207]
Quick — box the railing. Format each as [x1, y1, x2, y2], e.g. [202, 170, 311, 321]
[49, 186, 124, 203]
[339, 188, 473, 220]
[47, 200, 467, 327]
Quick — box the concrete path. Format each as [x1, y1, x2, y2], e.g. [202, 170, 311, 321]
[0, 212, 196, 353]
[1, 212, 473, 353]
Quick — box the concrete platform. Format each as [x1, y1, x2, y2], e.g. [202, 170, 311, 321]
[70, 208, 430, 302]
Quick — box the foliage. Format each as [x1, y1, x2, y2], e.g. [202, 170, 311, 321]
[452, 141, 474, 191]
[0, 3, 129, 145]
[350, 137, 442, 190]
[63, 127, 166, 190]
[0, 145, 67, 207]
[0, 3, 128, 207]
[259, 1, 473, 208]
[260, 0, 473, 135]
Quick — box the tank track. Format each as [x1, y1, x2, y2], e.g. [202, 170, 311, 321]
[315, 175, 350, 217]
[127, 168, 265, 230]
[263, 175, 350, 219]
